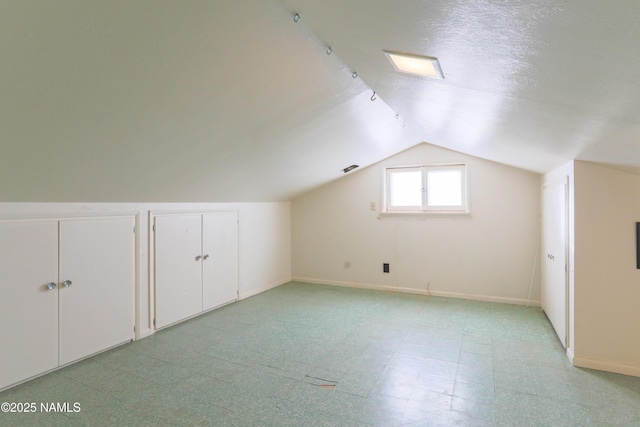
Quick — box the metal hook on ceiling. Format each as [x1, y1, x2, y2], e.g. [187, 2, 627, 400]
[371, 91, 377, 102]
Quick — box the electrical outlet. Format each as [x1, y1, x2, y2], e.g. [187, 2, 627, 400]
[383, 263, 389, 273]
[370, 202, 376, 211]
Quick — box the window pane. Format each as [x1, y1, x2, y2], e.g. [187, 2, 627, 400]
[427, 168, 462, 206]
[390, 170, 422, 207]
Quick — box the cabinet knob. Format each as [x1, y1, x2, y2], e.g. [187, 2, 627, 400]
[195, 255, 202, 261]
[46, 282, 57, 291]
[203, 254, 210, 260]
[63, 280, 72, 288]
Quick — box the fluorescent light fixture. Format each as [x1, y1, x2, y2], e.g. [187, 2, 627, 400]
[384, 51, 444, 79]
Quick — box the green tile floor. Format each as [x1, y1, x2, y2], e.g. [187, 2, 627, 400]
[2, 282, 640, 426]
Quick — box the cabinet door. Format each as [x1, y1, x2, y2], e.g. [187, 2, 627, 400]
[58, 217, 135, 365]
[155, 215, 203, 328]
[202, 212, 238, 311]
[0, 221, 59, 390]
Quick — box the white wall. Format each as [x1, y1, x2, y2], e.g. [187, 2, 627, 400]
[236, 203, 292, 300]
[292, 143, 542, 304]
[0, 202, 291, 339]
[572, 161, 640, 376]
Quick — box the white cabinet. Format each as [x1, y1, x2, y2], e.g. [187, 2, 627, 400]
[202, 213, 239, 311]
[154, 214, 203, 328]
[58, 218, 136, 365]
[0, 217, 135, 390]
[154, 212, 238, 329]
[0, 220, 59, 390]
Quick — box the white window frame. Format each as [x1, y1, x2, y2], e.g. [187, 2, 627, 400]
[383, 163, 469, 215]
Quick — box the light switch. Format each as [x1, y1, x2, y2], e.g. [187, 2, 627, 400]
[370, 202, 376, 211]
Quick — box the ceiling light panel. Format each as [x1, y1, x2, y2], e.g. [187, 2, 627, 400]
[384, 51, 444, 79]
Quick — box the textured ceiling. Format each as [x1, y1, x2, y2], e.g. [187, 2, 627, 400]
[0, 0, 638, 202]
[287, 0, 640, 173]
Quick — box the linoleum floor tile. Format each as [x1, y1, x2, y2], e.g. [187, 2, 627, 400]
[3, 282, 640, 426]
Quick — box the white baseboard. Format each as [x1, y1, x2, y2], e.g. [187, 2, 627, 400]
[566, 347, 575, 364]
[292, 276, 540, 307]
[239, 276, 291, 300]
[572, 355, 640, 378]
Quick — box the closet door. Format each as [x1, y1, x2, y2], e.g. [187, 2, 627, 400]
[58, 217, 135, 365]
[155, 215, 203, 328]
[542, 179, 569, 348]
[202, 212, 238, 311]
[0, 221, 58, 390]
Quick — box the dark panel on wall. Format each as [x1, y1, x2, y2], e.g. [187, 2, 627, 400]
[636, 222, 640, 269]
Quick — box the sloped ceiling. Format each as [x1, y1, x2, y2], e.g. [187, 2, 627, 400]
[1, 0, 638, 202]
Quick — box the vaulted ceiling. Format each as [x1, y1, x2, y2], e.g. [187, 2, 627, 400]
[1, 0, 638, 202]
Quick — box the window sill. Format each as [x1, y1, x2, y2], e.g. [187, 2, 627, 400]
[379, 211, 471, 219]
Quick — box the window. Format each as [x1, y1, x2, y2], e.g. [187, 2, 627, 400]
[385, 164, 468, 213]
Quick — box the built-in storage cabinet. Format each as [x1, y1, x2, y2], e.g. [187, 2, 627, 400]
[58, 219, 136, 365]
[154, 212, 238, 329]
[202, 213, 239, 311]
[0, 216, 135, 390]
[0, 220, 59, 390]
[154, 214, 203, 328]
